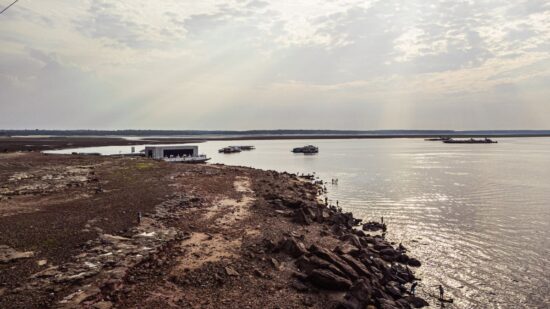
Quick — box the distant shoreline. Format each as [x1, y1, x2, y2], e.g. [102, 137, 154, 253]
[144, 133, 550, 141]
[2, 134, 550, 153]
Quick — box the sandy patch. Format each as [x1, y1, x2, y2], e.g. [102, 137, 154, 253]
[174, 232, 241, 272]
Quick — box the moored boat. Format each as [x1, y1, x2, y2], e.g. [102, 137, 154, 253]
[292, 145, 319, 154]
[443, 138, 497, 144]
[219, 146, 242, 153]
[230, 145, 255, 150]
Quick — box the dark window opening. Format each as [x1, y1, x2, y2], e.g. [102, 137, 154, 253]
[163, 149, 194, 157]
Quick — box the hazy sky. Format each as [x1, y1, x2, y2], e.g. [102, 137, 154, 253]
[1, 0, 549, 130]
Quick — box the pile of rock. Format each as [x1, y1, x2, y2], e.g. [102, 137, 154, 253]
[268, 191, 428, 308]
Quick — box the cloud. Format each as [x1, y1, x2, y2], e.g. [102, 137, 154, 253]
[0, 0, 549, 129]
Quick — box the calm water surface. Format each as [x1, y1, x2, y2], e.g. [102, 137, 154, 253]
[48, 138, 550, 308]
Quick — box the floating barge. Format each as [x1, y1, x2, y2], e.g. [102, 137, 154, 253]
[218, 146, 242, 153]
[230, 145, 255, 151]
[292, 145, 319, 154]
[443, 138, 497, 144]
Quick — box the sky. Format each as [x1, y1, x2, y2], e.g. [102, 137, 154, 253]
[0, 0, 549, 130]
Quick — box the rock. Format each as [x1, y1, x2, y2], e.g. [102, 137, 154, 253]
[379, 248, 398, 257]
[396, 299, 412, 309]
[93, 301, 113, 309]
[100, 234, 131, 244]
[331, 212, 357, 229]
[386, 281, 402, 298]
[405, 296, 429, 308]
[334, 297, 363, 309]
[307, 269, 352, 291]
[31, 266, 59, 278]
[225, 266, 239, 277]
[0, 245, 34, 263]
[340, 234, 362, 249]
[290, 280, 309, 292]
[294, 208, 313, 225]
[253, 269, 266, 278]
[397, 253, 410, 264]
[339, 254, 371, 277]
[281, 197, 306, 209]
[309, 245, 359, 279]
[362, 221, 386, 232]
[270, 257, 281, 270]
[55, 270, 99, 283]
[379, 298, 400, 309]
[334, 244, 360, 256]
[291, 270, 308, 281]
[279, 238, 307, 258]
[407, 258, 421, 267]
[295, 256, 317, 274]
[348, 279, 374, 303]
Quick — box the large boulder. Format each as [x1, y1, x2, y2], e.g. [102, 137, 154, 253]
[404, 296, 429, 308]
[407, 258, 421, 267]
[339, 254, 371, 278]
[307, 269, 352, 291]
[309, 245, 359, 280]
[294, 208, 313, 225]
[279, 237, 307, 258]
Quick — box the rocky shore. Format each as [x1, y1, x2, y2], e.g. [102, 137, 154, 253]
[0, 152, 429, 308]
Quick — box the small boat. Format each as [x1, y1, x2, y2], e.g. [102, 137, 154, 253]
[425, 136, 451, 141]
[230, 145, 255, 151]
[292, 145, 319, 154]
[219, 146, 242, 153]
[443, 138, 497, 144]
[163, 155, 210, 163]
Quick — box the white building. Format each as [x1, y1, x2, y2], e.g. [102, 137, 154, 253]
[144, 145, 199, 160]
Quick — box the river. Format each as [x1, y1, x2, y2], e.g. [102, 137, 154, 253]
[46, 137, 550, 308]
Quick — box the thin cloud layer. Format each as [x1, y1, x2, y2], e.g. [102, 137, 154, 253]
[0, 0, 549, 129]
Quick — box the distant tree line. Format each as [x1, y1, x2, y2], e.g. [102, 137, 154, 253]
[1, 129, 550, 137]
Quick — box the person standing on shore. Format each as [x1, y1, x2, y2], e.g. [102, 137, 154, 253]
[411, 282, 418, 296]
[439, 285, 444, 299]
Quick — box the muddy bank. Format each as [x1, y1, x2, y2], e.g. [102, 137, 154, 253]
[0, 137, 206, 153]
[0, 153, 429, 308]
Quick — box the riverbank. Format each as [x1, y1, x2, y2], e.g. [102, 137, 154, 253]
[0, 152, 428, 308]
[4, 133, 550, 154]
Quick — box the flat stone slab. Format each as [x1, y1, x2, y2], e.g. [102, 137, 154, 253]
[0, 245, 34, 263]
